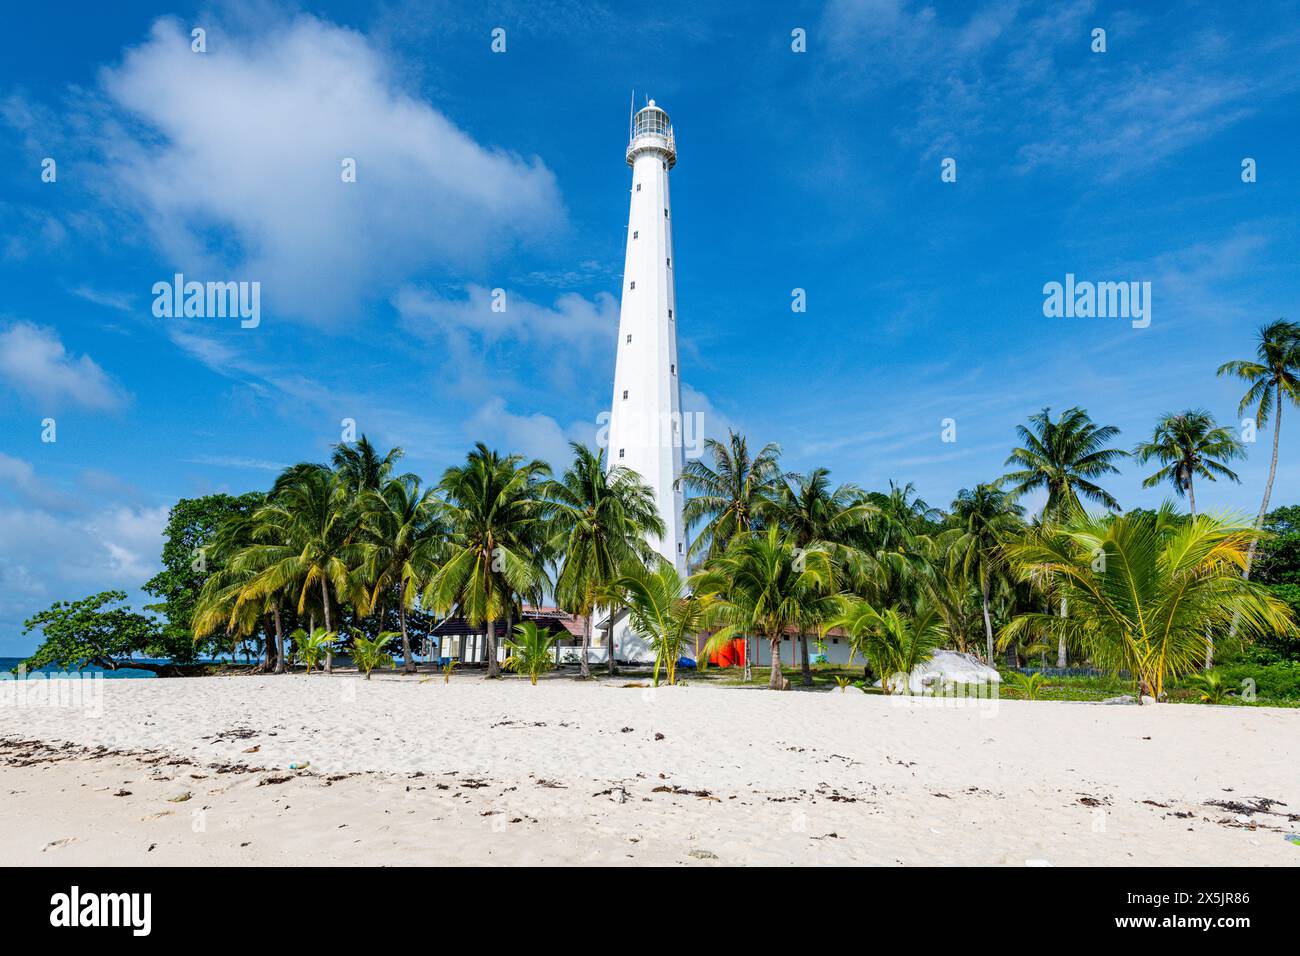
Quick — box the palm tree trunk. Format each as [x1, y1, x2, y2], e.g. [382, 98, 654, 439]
[579, 613, 591, 679]
[1187, 476, 1197, 520]
[398, 580, 414, 674]
[981, 578, 994, 664]
[272, 603, 285, 674]
[484, 615, 500, 678]
[1057, 596, 1067, 668]
[743, 636, 752, 683]
[1245, 387, 1282, 579]
[263, 616, 276, 669]
[606, 606, 617, 676]
[768, 637, 784, 689]
[798, 631, 812, 686]
[320, 578, 334, 674]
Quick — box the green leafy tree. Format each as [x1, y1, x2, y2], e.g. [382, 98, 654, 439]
[826, 600, 945, 692]
[352, 632, 396, 679]
[290, 627, 336, 674]
[546, 442, 663, 678]
[773, 467, 874, 684]
[360, 476, 444, 674]
[1000, 506, 1297, 700]
[950, 483, 1024, 664]
[1004, 406, 1128, 520]
[426, 444, 549, 678]
[503, 620, 559, 685]
[614, 559, 714, 686]
[692, 527, 838, 689]
[143, 493, 264, 663]
[677, 431, 783, 563]
[1218, 320, 1300, 576]
[1133, 409, 1243, 517]
[20, 591, 182, 675]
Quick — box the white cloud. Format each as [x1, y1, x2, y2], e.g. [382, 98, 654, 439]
[467, 397, 593, 467]
[0, 322, 129, 411]
[395, 283, 616, 346]
[93, 15, 564, 324]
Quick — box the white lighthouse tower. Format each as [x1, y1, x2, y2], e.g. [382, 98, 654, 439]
[607, 99, 688, 578]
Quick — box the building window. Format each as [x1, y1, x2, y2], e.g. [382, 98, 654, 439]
[668, 309, 673, 318]
[633, 230, 638, 239]
[671, 364, 676, 374]
[626, 334, 631, 343]
[636, 183, 641, 192]
[630, 281, 635, 289]
[664, 208, 668, 217]
[666, 257, 671, 267]
[622, 390, 628, 399]
[677, 542, 683, 554]
[618, 449, 625, 459]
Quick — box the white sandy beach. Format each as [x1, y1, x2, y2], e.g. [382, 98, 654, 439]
[2, 672, 1297, 866]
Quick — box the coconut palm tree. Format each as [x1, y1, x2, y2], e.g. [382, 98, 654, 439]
[503, 620, 560, 685]
[1000, 506, 1296, 701]
[613, 559, 715, 686]
[545, 442, 664, 678]
[332, 435, 410, 497]
[773, 468, 875, 684]
[950, 483, 1025, 664]
[1004, 407, 1128, 521]
[826, 601, 945, 693]
[235, 464, 370, 674]
[360, 476, 444, 674]
[1133, 410, 1243, 518]
[425, 444, 549, 678]
[352, 632, 396, 679]
[677, 431, 783, 562]
[1004, 406, 1128, 666]
[291, 626, 336, 674]
[692, 526, 838, 689]
[1217, 320, 1300, 576]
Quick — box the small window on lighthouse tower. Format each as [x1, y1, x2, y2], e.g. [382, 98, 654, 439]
[618, 449, 625, 459]
[668, 309, 673, 319]
[626, 334, 631, 343]
[622, 390, 628, 399]
[664, 208, 668, 218]
[633, 231, 638, 239]
[630, 281, 635, 289]
[666, 257, 671, 268]
[677, 542, 683, 554]
[671, 364, 676, 374]
[636, 183, 641, 192]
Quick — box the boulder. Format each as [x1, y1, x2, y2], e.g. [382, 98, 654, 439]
[873, 650, 1000, 694]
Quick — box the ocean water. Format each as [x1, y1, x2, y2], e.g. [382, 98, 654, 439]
[0, 657, 159, 678]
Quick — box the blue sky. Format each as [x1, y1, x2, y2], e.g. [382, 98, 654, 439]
[2, 0, 1299, 654]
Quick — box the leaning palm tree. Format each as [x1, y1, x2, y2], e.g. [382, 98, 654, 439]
[503, 620, 559, 685]
[544, 442, 664, 678]
[826, 601, 945, 693]
[1004, 406, 1128, 521]
[773, 467, 874, 684]
[360, 476, 444, 673]
[1217, 320, 1300, 576]
[1000, 505, 1296, 702]
[613, 559, 715, 686]
[950, 483, 1025, 663]
[1133, 410, 1243, 518]
[235, 464, 370, 674]
[425, 444, 550, 678]
[692, 527, 838, 689]
[677, 431, 783, 563]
